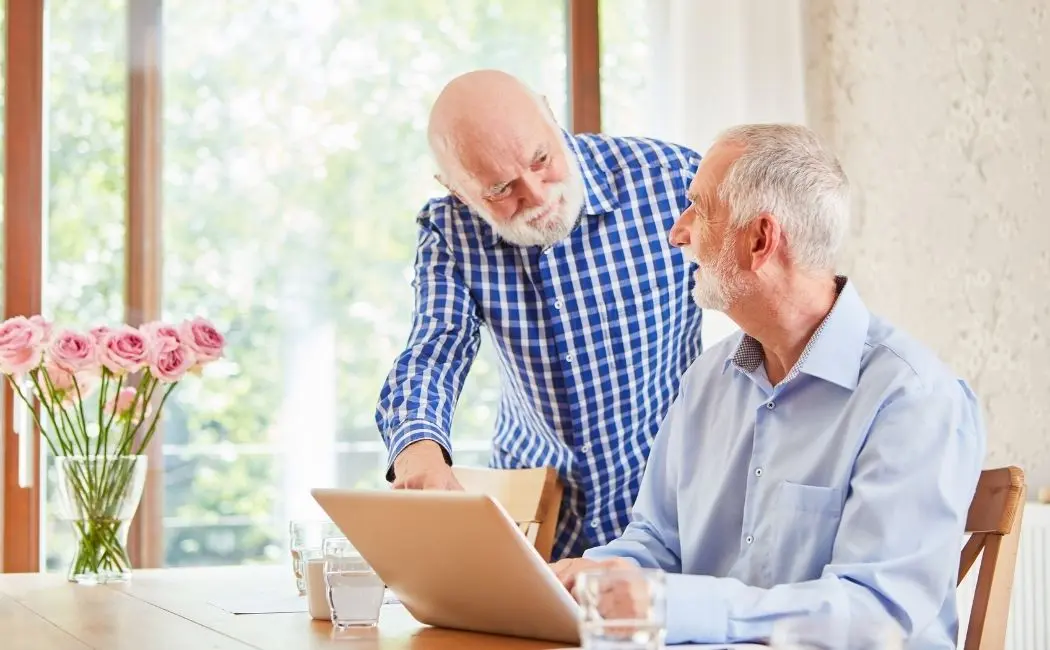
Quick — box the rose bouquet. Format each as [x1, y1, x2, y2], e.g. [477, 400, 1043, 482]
[0, 314, 225, 583]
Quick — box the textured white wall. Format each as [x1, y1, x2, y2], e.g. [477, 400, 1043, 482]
[803, 0, 1050, 490]
[652, 0, 1050, 491]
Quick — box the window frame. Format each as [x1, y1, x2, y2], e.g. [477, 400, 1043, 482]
[1, 0, 602, 573]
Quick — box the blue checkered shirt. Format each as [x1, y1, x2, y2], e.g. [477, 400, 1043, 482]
[376, 132, 704, 560]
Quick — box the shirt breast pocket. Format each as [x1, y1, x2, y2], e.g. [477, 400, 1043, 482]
[764, 481, 844, 584]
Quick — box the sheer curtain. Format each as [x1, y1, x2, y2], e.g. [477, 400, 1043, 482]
[644, 0, 809, 346]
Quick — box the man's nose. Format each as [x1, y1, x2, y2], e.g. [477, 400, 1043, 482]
[517, 173, 546, 209]
[668, 216, 690, 248]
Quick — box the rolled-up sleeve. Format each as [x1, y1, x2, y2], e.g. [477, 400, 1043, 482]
[652, 380, 984, 645]
[375, 206, 483, 480]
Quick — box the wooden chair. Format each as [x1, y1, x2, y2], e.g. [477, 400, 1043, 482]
[451, 466, 563, 562]
[957, 466, 1026, 650]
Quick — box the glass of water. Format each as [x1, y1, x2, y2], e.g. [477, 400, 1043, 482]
[323, 536, 385, 629]
[575, 566, 666, 650]
[288, 519, 342, 596]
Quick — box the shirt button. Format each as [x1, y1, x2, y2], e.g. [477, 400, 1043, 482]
[581, 443, 590, 453]
[554, 300, 563, 310]
[755, 468, 763, 477]
[566, 352, 575, 363]
[766, 401, 776, 410]
[745, 535, 754, 544]
[591, 519, 600, 528]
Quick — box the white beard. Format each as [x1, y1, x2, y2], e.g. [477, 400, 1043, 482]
[472, 140, 586, 248]
[687, 237, 750, 312]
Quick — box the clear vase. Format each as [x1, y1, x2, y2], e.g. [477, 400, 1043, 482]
[54, 455, 148, 585]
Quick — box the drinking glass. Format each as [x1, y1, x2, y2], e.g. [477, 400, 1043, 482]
[769, 609, 904, 650]
[288, 519, 342, 595]
[323, 536, 385, 629]
[575, 567, 666, 650]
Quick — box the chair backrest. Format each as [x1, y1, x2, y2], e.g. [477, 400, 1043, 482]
[451, 466, 563, 562]
[958, 466, 1026, 650]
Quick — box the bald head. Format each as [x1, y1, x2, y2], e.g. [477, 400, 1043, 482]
[425, 70, 585, 249]
[428, 70, 555, 187]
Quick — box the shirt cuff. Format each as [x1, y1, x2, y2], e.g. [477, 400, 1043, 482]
[663, 573, 727, 645]
[581, 545, 641, 564]
[384, 421, 453, 482]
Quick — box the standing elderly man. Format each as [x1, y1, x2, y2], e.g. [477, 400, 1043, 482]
[375, 70, 704, 560]
[552, 124, 985, 648]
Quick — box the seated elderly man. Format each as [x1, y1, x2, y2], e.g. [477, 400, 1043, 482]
[552, 124, 985, 648]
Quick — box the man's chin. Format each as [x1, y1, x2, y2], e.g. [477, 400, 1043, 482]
[691, 282, 731, 312]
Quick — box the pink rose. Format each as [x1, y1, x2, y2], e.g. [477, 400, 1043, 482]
[99, 326, 150, 375]
[46, 363, 77, 393]
[149, 336, 195, 383]
[41, 363, 96, 404]
[89, 325, 112, 344]
[140, 321, 181, 344]
[47, 329, 99, 374]
[0, 316, 47, 376]
[105, 386, 150, 422]
[179, 317, 225, 365]
[30, 315, 54, 345]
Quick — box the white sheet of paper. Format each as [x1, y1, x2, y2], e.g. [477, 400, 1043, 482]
[207, 592, 308, 615]
[208, 589, 402, 615]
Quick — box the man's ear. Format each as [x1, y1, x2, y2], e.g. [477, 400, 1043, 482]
[434, 174, 461, 200]
[747, 213, 782, 271]
[540, 94, 557, 122]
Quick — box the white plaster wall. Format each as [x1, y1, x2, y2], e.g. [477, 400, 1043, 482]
[803, 0, 1050, 490]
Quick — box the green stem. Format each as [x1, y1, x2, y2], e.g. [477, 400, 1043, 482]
[70, 375, 90, 447]
[95, 373, 128, 502]
[36, 371, 86, 458]
[118, 378, 147, 453]
[101, 373, 125, 454]
[131, 382, 175, 456]
[8, 376, 60, 457]
[95, 370, 109, 456]
[122, 373, 157, 451]
[28, 372, 76, 456]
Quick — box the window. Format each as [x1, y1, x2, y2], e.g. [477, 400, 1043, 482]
[158, 1, 568, 567]
[3, 0, 658, 573]
[41, 0, 128, 572]
[600, 0, 656, 137]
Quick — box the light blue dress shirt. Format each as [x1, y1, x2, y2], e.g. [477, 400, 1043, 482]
[583, 278, 986, 649]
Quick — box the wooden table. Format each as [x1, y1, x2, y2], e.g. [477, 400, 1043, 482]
[0, 566, 570, 650]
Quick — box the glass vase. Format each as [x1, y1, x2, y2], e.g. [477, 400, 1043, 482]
[54, 455, 148, 585]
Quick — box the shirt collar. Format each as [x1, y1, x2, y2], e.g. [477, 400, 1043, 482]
[480, 130, 617, 249]
[723, 276, 870, 390]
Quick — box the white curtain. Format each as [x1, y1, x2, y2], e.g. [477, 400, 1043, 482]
[644, 0, 809, 346]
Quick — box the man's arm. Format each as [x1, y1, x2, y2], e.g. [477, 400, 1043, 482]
[375, 208, 483, 482]
[658, 381, 985, 645]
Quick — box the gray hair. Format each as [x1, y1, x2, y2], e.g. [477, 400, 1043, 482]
[715, 123, 850, 271]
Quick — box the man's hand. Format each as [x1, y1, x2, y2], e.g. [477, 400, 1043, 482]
[552, 557, 651, 624]
[550, 556, 638, 592]
[391, 440, 463, 490]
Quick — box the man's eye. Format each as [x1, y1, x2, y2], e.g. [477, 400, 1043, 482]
[533, 153, 550, 168]
[488, 185, 512, 200]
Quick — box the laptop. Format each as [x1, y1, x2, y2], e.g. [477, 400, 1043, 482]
[310, 488, 581, 644]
